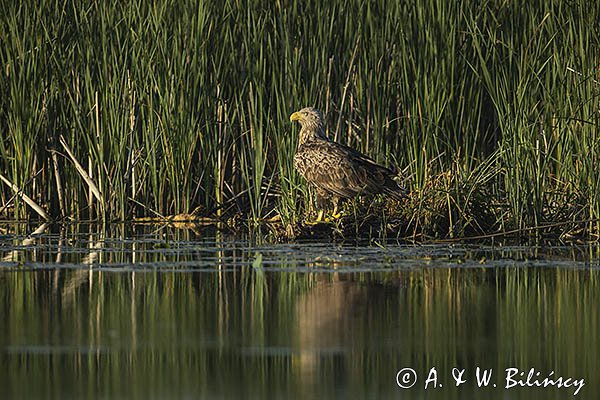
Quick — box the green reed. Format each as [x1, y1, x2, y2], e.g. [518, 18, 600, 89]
[0, 0, 598, 237]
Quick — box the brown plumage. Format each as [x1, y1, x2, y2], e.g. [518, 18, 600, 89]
[290, 107, 406, 214]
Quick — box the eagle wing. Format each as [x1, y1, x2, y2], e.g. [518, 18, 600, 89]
[294, 140, 404, 200]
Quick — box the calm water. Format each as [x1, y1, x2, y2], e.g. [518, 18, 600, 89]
[0, 223, 598, 399]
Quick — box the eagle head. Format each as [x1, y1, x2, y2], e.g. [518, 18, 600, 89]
[290, 107, 327, 143]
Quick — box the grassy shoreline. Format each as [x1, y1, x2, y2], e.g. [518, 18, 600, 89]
[1, 1, 599, 240]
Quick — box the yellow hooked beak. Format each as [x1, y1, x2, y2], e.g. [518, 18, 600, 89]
[289, 111, 302, 122]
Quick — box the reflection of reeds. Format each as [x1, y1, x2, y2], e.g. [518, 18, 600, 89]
[2, 222, 48, 262]
[1, 264, 599, 398]
[61, 226, 105, 304]
[0, 1, 598, 239]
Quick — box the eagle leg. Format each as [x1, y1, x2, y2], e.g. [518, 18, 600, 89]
[325, 196, 343, 222]
[304, 188, 331, 225]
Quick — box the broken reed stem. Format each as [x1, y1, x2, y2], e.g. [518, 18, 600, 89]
[59, 135, 104, 208]
[50, 149, 66, 217]
[0, 172, 51, 221]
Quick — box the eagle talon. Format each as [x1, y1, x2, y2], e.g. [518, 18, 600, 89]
[304, 210, 326, 226]
[325, 212, 343, 222]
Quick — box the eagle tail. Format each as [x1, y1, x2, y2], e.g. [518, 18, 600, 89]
[384, 184, 409, 201]
[384, 171, 409, 200]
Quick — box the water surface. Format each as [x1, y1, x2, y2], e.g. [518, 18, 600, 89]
[0, 223, 598, 399]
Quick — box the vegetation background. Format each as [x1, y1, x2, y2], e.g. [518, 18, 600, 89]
[1, 0, 598, 238]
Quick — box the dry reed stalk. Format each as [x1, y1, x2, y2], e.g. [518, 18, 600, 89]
[0, 173, 51, 221]
[59, 135, 104, 207]
[50, 150, 66, 217]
